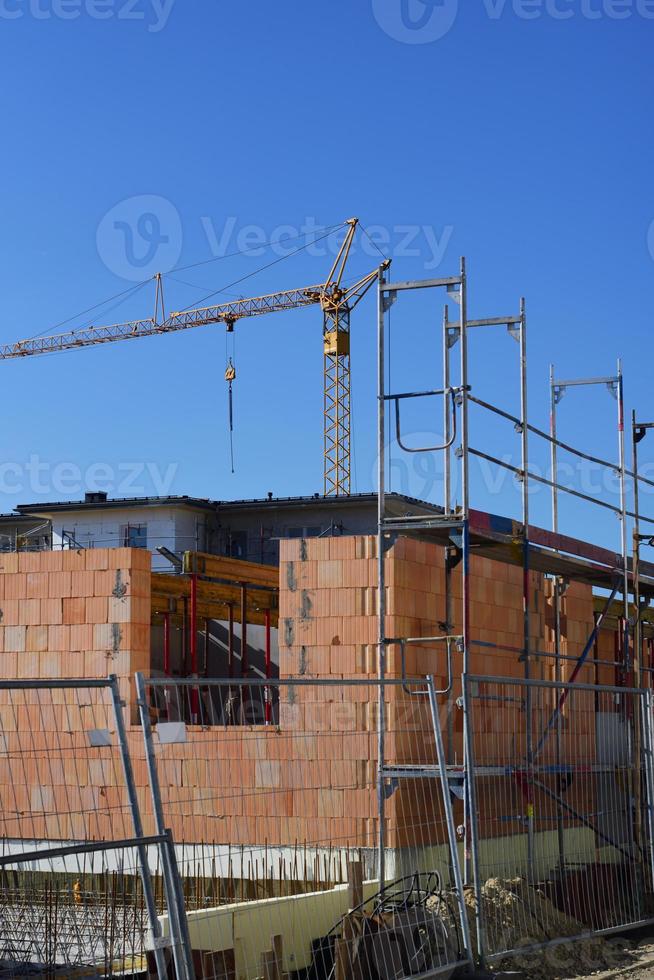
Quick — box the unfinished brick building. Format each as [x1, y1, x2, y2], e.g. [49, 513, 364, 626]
[0, 514, 641, 888]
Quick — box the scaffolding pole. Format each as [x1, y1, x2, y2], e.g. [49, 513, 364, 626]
[633, 414, 654, 692]
[376, 262, 387, 891]
[445, 296, 531, 873]
[377, 264, 468, 889]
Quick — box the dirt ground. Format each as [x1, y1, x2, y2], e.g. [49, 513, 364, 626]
[507, 937, 654, 979]
[594, 940, 654, 978]
[456, 878, 654, 980]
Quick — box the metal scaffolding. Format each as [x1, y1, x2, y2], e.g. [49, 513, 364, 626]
[375, 259, 654, 956]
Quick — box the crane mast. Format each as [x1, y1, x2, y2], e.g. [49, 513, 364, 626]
[0, 218, 388, 496]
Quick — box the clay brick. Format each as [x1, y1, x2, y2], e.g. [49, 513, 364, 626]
[48, 571, 72, 599]
[63, 597, 86, 625]
[93, 623, 116, 650]
[48, 625, 70, 651]
[120, 623, 149, 651]
[69, 624, 94, 652]
[84, 549, 110, 571]
[129, 596, 150, 625]
[329, 536, 356, 560]
[105, 547, 134, 569]
[19, 599, 41, 626]
[0, 600, 20, 625]
[0, 554, 19, 573]
[5, 575, 26, 601]
[107, 596, 132, 623]
[59, 550, 87, 571]
[317, 560, 343, 589]
[308, 539, 331, 561]
[40, 598, 63, 625]
[314, 616, 343, 645]
[127, 547, 152, 572]
[26, 625, 48, 652]
[71, 570, 95, 598]
[93, 570, 116, 596]
[86, 596, 108, 624]
[26, 573, 49, 599]
[328, 588, 358, 618]
[340, 617, 376, 646]
[5, 626, 26, 653]
[17, 552, 47, 573]
[354, 537, 377, 560]
[295, 645, 330, 674]
[17, 652, 39, 680]
[280, 540, 303, 562]
[38, 653, 62, 679]
[329, 646, 359, 675]
[42, 551, 64, 572]
[129, 570, 151, 598]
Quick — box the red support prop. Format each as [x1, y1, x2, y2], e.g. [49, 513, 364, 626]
[241, 584, 248, 720]
[240, 584, 248, 677]
[265, 607, 272, 725]
[190, 573, 199, 723]
[162, 610, 171, 721]
[228, 604, 234, 679]
[163, 612, 171, 677]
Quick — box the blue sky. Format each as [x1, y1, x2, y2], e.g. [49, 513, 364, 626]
[1, 0, 652, 551]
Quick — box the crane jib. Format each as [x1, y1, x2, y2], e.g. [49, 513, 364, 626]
[0, 283, 328, 360]
[0, 218, 385, 496]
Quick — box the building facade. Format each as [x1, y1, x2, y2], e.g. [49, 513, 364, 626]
[16, 491, 442, 569]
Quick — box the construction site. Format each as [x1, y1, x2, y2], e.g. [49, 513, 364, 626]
[1, 218, 654, 980]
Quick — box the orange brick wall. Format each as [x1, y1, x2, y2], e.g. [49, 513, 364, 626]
[0, 548, 151, 703]
[279, 534, 557, 695]
[277, 535, 607, 850]
[0, 548, 152, 842]
[0, 539, 619, 853]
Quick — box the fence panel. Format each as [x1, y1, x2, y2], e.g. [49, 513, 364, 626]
[465, 674, 654, 965]
[0, 677, 190, 979]
[138, 675, 472, 980]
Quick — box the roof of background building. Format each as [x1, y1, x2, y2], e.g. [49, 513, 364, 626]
[0, 513, 51, 526]
[16, 494, 218, 514]
[16, 492, 442, 516]
[215, 492, 441, 513]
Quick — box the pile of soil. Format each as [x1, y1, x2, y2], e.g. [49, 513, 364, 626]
[462, 877, 638, 979]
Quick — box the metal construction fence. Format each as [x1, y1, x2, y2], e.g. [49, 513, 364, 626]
[11, 672, 653, 976]
[464, 674, 654, 966]
[0, 677, 193, 980]
[136, 674, 474, 980]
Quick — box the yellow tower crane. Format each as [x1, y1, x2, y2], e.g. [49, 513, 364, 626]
[0, 218, 389, 496]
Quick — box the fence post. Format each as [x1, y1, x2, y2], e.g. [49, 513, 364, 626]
[427, 676, 474, 967]
[346, 857, 363, 911]
[109, 675, 169, 980]
[135, 671, 196, 980]
[271, 934, 283, 979]
[461, 674, 485, 965]
[641, 690, 654, 894]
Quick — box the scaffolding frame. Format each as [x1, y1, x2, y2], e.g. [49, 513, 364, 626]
[375, 260, 654, 922]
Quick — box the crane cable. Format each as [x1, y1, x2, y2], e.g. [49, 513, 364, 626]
[174, 224, 344, 314]
[225, 327, 237, 473]
[200, 221, 346, 478]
